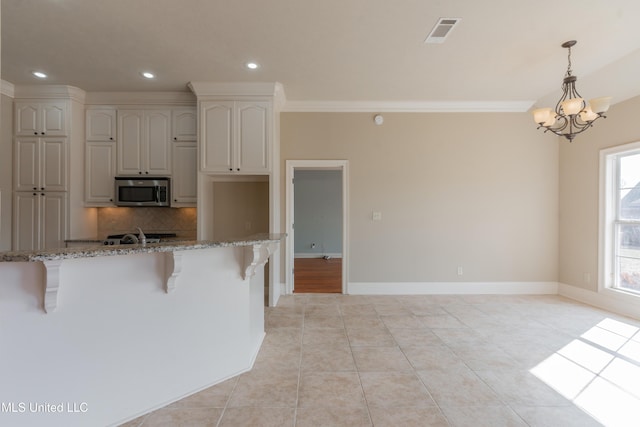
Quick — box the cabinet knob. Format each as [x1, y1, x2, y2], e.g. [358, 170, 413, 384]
[229, 168, 233, 171]
[41, 193, 45, 196]
[145, 171, 149, 174]
[34, 132, 38, 135]
[33, 193, 37, 196]
[237, 168, 240, 171]
[109, 137, 113, 141]
[174, 199, 177, 202]
[41, 132, 45, 135]
[173, 137, 177, 140]
[138, 171, 142, 175]
[41, 187, 44, 190]
[33, 187, 37, 190]
[109, 199, 113, 202]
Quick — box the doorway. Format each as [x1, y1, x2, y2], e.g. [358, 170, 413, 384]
[285, 160, 349, 294]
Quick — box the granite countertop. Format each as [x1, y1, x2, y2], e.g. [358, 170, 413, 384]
[0, 234, 286, 262]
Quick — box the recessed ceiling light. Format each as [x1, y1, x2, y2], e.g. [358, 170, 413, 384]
[32, 71, 47, 79]
[141, 71, 155, 79]
[245, 62, 259, 70]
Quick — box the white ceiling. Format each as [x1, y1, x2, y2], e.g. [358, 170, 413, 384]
[3, 0, 640, 111]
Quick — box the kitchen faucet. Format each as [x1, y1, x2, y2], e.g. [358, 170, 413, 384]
[137, 227, 146, 245]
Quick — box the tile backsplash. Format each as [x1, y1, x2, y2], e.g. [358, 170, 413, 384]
[97, 207, 197, 238]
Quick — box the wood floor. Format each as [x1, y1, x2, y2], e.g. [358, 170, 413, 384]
[294, 257, 342, 293]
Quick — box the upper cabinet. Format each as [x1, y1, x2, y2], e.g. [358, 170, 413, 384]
[172, 108, 197, 141]
[117, 109, 171, 176]
[15, 101, 68, 137]
[200, 100, 271, 174]
[86, 109, 116, 141]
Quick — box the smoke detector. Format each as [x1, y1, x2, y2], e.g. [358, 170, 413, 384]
[424, 17, 461, 44]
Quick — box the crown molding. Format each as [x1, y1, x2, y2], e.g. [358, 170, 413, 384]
[188, 81, 284, 99]
[85, 91, 196, 106]
[13, 85, 86, 103]
[1, 80, 16, 98]
[281, 100, 536, 113]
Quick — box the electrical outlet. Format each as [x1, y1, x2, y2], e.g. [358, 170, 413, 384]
[372, 212, 382, 221]
[311, 243, 316, 249]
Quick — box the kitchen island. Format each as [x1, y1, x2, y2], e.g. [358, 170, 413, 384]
[0, 234, 283, 427]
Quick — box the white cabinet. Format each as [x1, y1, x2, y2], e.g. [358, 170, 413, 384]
[15, 101, 67, 137]
[86, 109, 116, 141]
[171, 142, 197, 206]
[85, 142, 116, 206]
[13, 191, 67, 251]
[117, 109, 171, 176]
[200, 101, 270, 174]
[172, 108, 197, 141]
[14, 137, 67, 192]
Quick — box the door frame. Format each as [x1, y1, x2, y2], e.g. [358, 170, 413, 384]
[285, 160, 349, 294]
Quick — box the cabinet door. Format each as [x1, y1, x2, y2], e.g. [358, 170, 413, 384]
[236, 101, 270, 173]
[201, 101, 233, 172]
[145, 110, 172, 175]
[14, 138, 40, 191]
[41, 192, 68, 249]
[41, 138, 68, 191]
[117, 110, 144, 175]
[87, 109, 116, 141]
[172, 142, 197, 206]
[41, 101, 67, 136]
[15, 103, 40, 136]
[172, 108, 197, 141]
[86, 142, 116, 205]
[13, 192, 40, 251]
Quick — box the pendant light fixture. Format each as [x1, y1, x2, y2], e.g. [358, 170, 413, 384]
[532, 40, 611, 142]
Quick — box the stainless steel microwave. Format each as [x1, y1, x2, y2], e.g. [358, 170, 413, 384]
[115, 178, 170, 207]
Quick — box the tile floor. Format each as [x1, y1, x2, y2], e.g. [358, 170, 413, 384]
[121, 294, 640, 426]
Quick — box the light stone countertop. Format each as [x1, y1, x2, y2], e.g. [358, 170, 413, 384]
[0, 233, 286, 262]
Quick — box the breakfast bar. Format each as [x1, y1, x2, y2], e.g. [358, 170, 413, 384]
[0, 234, 283, 427]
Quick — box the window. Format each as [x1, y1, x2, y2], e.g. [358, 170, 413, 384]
[601, 142, 640, 295]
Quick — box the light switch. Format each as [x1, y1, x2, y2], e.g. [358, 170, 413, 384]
[372, 212, 382, 221]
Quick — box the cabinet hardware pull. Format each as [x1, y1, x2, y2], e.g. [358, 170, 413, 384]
[41, 132, 45, 135]
[41, 187, 44, 190]
[34, 132, 38, 135]
[33, 187, 37, 190]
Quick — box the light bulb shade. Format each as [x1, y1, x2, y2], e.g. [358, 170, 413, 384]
[561, 97, 584, 116]
[589, 96, 612, 113]
[533, 108, 553, 125]
[579, 106, 598, 122]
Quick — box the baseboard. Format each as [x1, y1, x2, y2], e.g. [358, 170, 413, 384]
[294, 253, 342, 259]
[347, 281, 559, 295]
[558, 283, 640, 321]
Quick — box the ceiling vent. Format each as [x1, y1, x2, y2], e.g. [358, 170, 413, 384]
[424, 17, 461, 44]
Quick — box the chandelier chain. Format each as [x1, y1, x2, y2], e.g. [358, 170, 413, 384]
[566, 45, 573, 77]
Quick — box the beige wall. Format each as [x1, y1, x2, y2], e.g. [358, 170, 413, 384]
[0, 94, 12, 251]
[559, 95, 640, 291]
[213, 181, 269, 240]
[281, 112, 559, 284]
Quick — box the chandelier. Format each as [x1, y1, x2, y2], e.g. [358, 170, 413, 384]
[532, 40, 611, 142]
